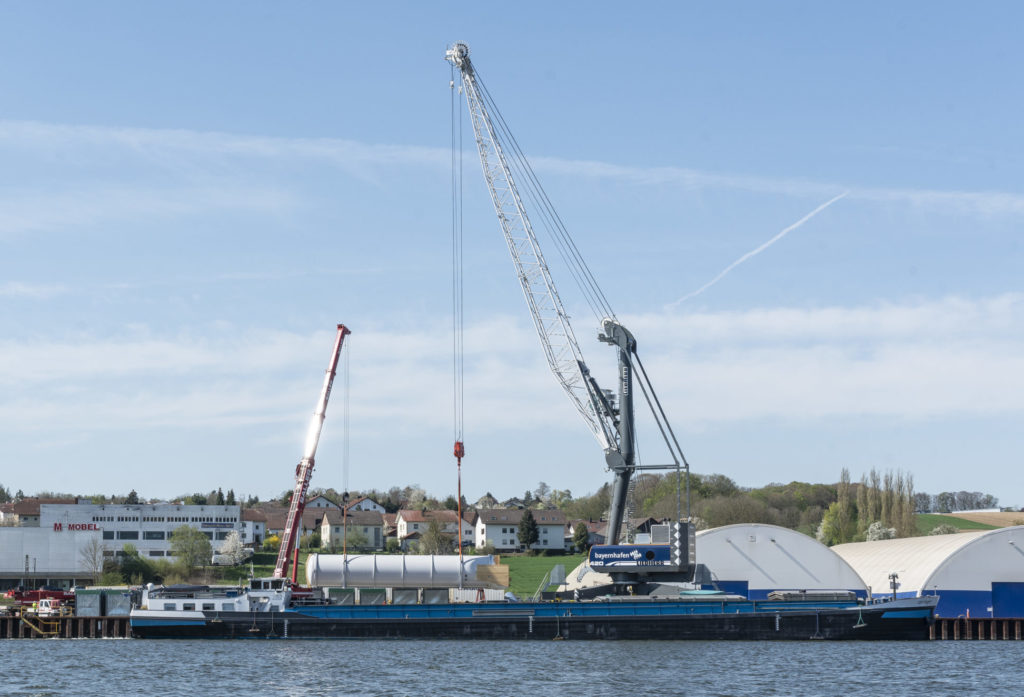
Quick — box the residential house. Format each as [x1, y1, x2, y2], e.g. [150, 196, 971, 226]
[320, 509, 384, 551]
[241, 508, 267, 547]
[0, 498, 76, 527]
[395, 510, 473, 551]
[255, 505, 330, 541]
[305, 495, 342, 510]
[474, 508, 568, 552]
[345, 496, 385, 513]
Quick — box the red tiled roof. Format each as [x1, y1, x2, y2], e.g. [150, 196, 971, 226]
[397, 509, 460, 524]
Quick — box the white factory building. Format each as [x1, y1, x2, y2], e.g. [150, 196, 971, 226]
[832, 527, 1024, 618]
[0, 500, 242, 589]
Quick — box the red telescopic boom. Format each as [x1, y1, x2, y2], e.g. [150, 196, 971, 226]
[273, 324, 351, 583]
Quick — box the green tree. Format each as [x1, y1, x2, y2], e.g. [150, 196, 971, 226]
[572, 523, 590, 552]
[125, 489, 139, 505]
[344, 527, 369, 551]
[420, 519, 454, 555]
[118, 543, 154, 583]
[442, 495, 459, 511]
[170, 525, 212, 578]
[385, 538, 401, 554]
[0, 484, 10, 503]
[216, 488, 225, 505]
[518, 509, 539, 550]
[226, 489, 237, 506]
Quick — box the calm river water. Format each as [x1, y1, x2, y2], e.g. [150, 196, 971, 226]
[2, 639, 1022, 696]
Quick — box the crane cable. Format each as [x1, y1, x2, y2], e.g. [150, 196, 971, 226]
[451, 65, 466, 572]
[472, 67, 616, 324]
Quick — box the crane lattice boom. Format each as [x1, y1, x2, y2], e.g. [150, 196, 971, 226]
[446, 42, 616, 452]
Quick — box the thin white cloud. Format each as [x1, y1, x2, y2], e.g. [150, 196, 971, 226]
[0, 186, 295, 238]
[0, 281, 66, 298]
[0, 298, 1021, 441]
[2, 120, 1023, 219]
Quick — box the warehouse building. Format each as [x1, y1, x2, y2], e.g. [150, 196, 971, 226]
[694, 524, 867, 599]
[564, 523, 867, 597]
[832, 526, 1024, 618]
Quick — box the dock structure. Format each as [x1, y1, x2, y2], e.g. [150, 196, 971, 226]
[931, 617, 1023, 640]
[1, 613, 130, 639]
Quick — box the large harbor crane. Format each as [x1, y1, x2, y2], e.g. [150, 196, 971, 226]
[274, 323, 351, 583]
[446, 43, 694, 582]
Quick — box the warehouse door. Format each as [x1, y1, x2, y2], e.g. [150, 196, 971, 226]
[991, 582, 1024, 618]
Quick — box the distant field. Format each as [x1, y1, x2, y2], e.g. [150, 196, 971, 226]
[503, 553, 587, 599]
[915, 513, 998, 535]
[941, 511, 1024, 527]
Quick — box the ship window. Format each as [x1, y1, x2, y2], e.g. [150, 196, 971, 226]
[221, 603, 233, 611]
[182, 603, 195, 611]
[202, 603, 215, 611]
[164, 603, 176, 610]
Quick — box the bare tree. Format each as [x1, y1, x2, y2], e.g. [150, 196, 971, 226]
[79, 537, 107, 580]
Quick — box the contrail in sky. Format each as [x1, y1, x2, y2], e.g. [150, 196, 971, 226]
[669, 191, 849, 308]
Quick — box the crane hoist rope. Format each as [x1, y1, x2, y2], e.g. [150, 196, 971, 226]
[446, 42, 691, 547]
[451, 62, 467, 570]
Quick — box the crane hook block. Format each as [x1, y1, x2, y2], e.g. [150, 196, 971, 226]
[453, 441, 465, 458]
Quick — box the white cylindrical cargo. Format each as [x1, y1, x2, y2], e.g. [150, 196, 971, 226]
[305, 554, 497, 589]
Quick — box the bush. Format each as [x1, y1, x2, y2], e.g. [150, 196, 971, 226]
[262, 534, 281, 552]
[928, 524, 959, 535]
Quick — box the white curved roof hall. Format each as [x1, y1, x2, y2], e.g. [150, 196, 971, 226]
[696, 524, 867, 596]
[832, 527, 1024, 597]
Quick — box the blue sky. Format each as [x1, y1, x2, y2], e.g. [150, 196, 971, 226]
[1, 2, 1021, 507]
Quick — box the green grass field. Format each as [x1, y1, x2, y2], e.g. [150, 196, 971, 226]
[915, 513, 998, 535]
[503, 553, 587, 599]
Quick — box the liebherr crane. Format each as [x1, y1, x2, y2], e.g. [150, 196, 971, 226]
[274, 324, 351, 583]
[446, 43, 694, 583]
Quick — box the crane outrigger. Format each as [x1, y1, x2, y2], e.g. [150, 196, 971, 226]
[446, 43, 694, 586]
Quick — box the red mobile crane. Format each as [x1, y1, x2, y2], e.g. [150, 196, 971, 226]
[273, 324, 350, 583]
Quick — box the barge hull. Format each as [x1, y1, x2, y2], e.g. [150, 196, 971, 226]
[131, 602, 933, 641]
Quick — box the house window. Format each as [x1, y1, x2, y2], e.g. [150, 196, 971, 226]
[103, 531, 115, 540]
[143, 531, 165, 540]
[148, 551, 165, 557]
[117, 531, 139, 540]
